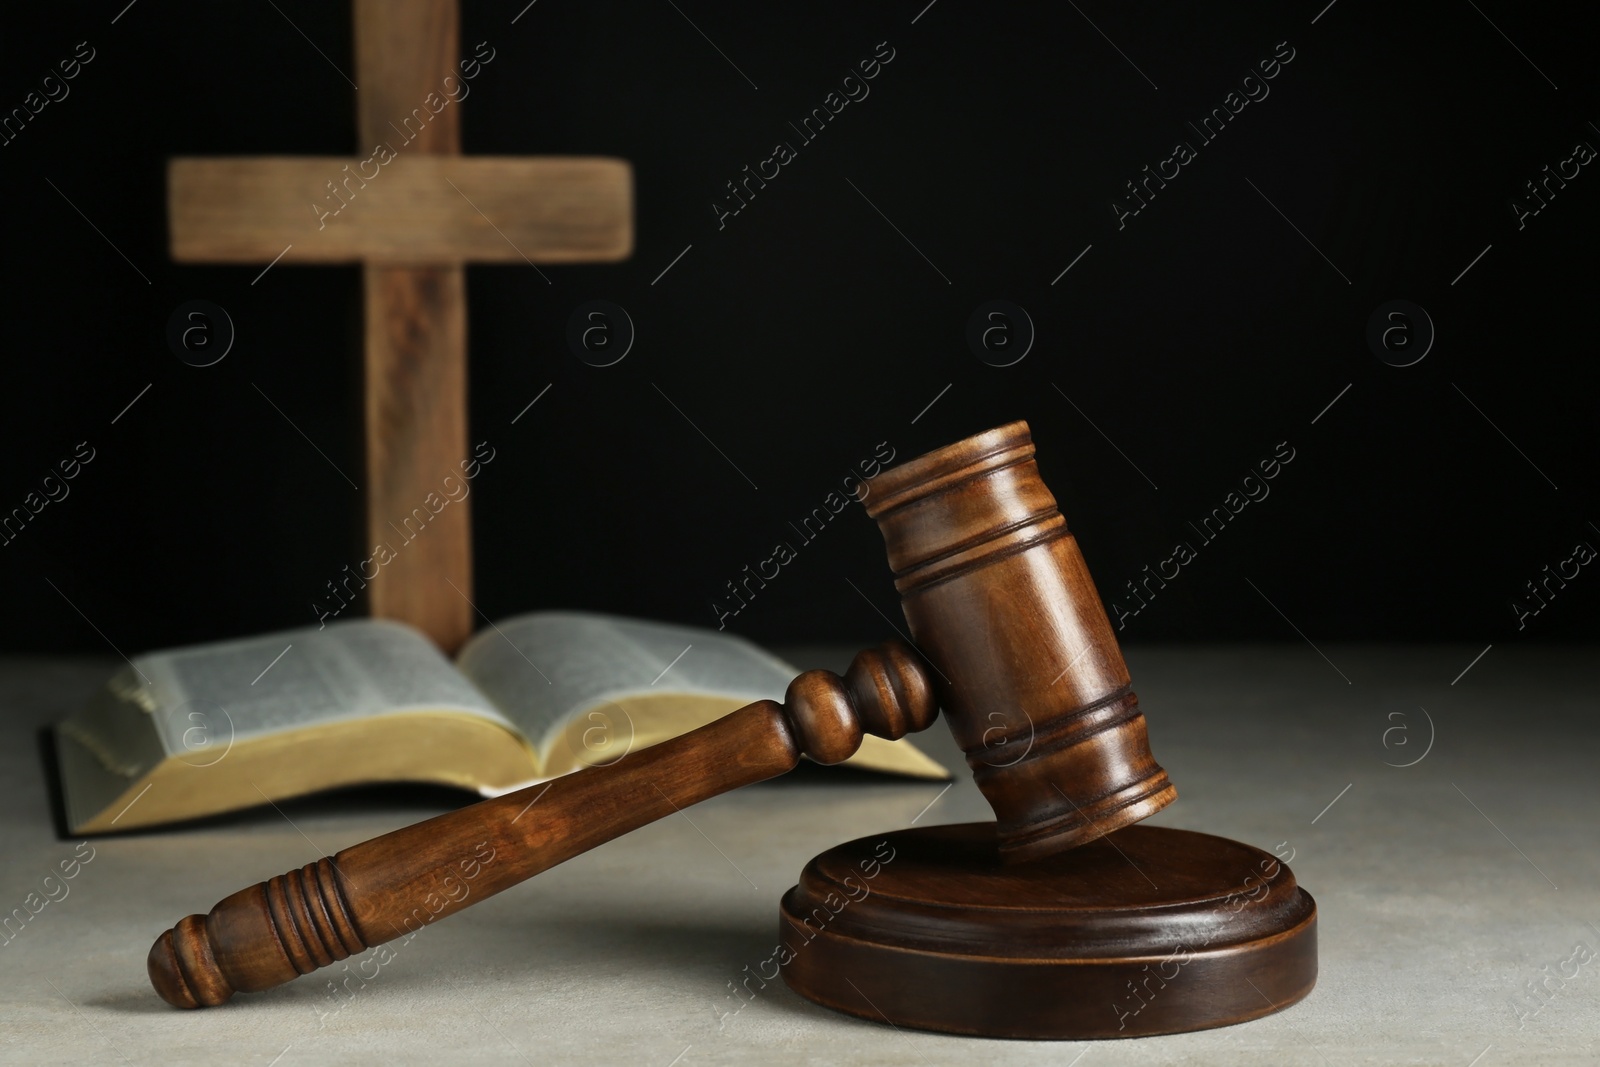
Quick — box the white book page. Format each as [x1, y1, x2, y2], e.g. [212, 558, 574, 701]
[455, 611, 798, 753]
[135, 619, 513, 756]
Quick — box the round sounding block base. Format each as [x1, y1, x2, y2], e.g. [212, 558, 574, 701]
[778, 821, 1316, 1039]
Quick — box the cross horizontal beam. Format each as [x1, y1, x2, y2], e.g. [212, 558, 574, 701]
[169, 156, 632, 264]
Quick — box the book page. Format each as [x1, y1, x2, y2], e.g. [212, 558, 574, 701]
[135, 619, 515, 756]
[456, 611, 797, 758]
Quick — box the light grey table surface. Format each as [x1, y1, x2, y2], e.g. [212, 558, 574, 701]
[2, 644, 1595, 1066]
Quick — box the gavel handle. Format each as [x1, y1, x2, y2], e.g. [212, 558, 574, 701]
[149, 643, 937, 1008]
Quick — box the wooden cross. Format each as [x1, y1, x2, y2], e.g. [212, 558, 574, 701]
[167, 0, 632, 652]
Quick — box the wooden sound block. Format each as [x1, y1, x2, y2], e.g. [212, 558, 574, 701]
[778, 822, 1317, 1040]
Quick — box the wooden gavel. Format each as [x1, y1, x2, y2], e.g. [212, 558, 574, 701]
[150, 419, 1175, 1008]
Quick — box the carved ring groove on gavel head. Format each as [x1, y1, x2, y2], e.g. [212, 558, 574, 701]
[865, 419, 1176, 862]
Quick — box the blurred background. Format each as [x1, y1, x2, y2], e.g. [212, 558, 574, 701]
[2, 0, 1596, 654]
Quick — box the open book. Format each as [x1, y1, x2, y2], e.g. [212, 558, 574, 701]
[54, 612, 947, 834]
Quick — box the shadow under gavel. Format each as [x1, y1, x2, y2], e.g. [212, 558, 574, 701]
[148, 642, 938, 1008]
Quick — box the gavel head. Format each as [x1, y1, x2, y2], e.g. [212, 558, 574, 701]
[865, 420, 1176, 863]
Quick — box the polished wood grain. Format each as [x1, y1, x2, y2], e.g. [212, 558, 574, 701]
[865, 420, 1176, 861]
[149, 421, 1316, 1037]
[779, 823, 1318, 1039]
[147, 643, 936, 1008]
[163, 0, 632, 652]
[782, 423, 1316, 1038]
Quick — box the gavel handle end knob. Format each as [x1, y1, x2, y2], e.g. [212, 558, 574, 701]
[149, 914, 233, 1009]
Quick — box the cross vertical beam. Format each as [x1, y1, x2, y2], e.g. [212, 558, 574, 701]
[355, 0, 471, 651]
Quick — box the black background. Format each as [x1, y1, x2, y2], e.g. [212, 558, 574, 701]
[2, 0, 1596, 654]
